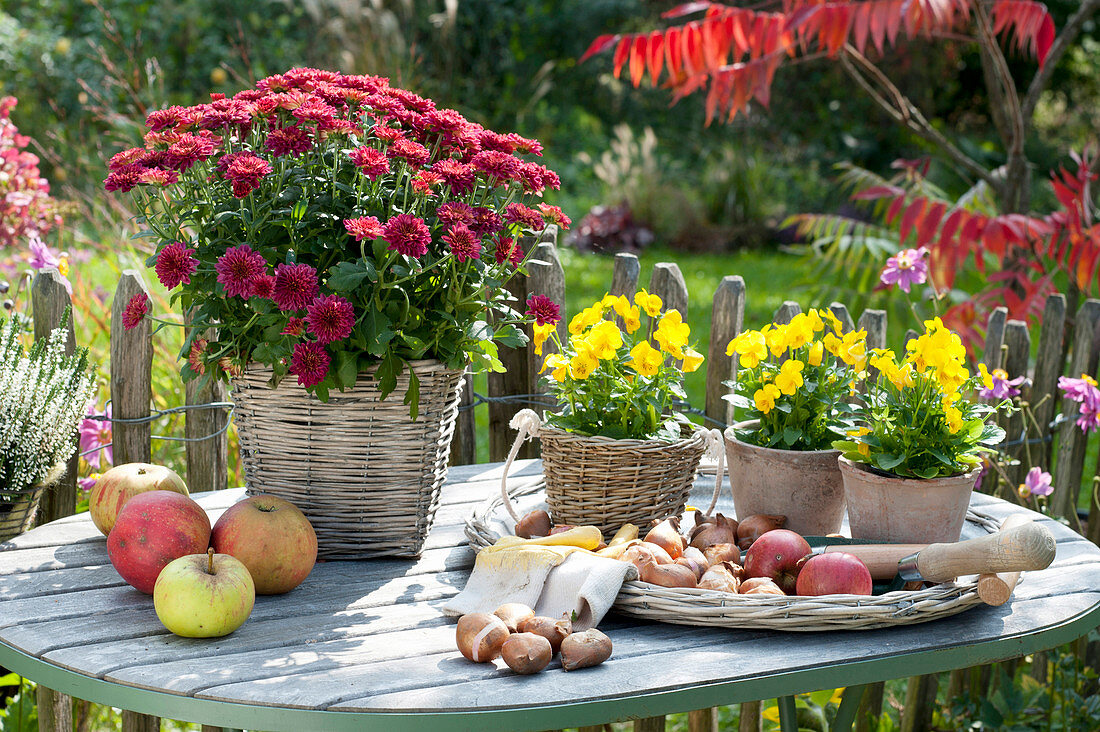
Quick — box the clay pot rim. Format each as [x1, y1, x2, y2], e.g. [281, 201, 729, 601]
[723, 421, 841, 456]
[837, 455, 981, 485]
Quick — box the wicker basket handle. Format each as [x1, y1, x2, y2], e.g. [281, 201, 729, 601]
[700, 427, 726, 517]
[499, 409, 543, 524]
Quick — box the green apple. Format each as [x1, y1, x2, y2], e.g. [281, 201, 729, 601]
[153, 549, 255, 638]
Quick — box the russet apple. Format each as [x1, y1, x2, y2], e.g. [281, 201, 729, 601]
[211, 494, 317, 594]
[154, 549, 255, 637]
[107, 490, 211, 594]
[795, 552, 873, 596]
[742, 529, 811, 594]
[90, 463, 188, 536]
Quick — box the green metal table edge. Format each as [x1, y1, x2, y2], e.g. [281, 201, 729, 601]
[3, 601, 1098, 732]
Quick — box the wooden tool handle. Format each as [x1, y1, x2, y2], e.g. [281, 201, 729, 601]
[916, 516, 1056, 583]
[976, 514, 1035, 606]
[823, 544, 927, 581]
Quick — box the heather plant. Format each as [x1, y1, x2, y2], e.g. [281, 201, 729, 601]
[105, 67, 566, 415]
[536, 290, 704, 440]
[0, 313, 96, 501]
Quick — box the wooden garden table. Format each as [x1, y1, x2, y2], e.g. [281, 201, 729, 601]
[1, 460, 1099, 732]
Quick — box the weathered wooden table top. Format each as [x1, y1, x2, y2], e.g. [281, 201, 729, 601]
[1, 460, 1099, 732]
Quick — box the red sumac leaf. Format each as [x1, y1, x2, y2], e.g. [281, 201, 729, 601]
[629, 35, 648, 87]
[580, 34, 620, 64]
[918, 201, 946, 245]
[647, 30, 666, 86]
[899, 199, 926, 242]
[612, 36, 633, 78]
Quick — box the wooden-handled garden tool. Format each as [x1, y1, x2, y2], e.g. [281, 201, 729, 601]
[814, 514, 1055, 602]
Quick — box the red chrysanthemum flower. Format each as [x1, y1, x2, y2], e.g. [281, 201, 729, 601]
[430, 159, 476, 196]
[425, 108, 469, 134]
[382, 213, 431, 258]
[494, 235, 524, 268]
[137, 168, 179, 186]
[188, 337, 207, 376]
[372, 125, 404, 143]
[506, 133, 543, 156]
[306, 294, 356, 344]
[504, 202, 545, 231]
[197, 99, 252, 131]
[103, 165, 147, 193]
[108, 148, 150, 171]
[220, 152, 272, 198]
[478, 130, 517, 154]
[282, 317, 306, 336]
[291, 98, 338, 127]
[387, 87, 436, 113]
[525, 294, 561, 326]
[411, 170, 444, 195]
[537, 203, 571, 230]
[215, 245, 267, 298]
[122, 293, 149, 330]
[164, 133, 217, 171]
[471, 207, 503, 237]
[471, 150, 520, 184]
[436, 202, 474, 227]
[265, 125, 313, 157]
[154, 241, 198, 289]
[344, 216, 383, 241]
[145, 105, 197, 132]
[387, 137, 430, 168]
[289, 341, 331, 388]
[272, 262, 319, 311]
[252, 274, 276, 299]
[442, 224, 482, 263]
[347, 146, 391, 180]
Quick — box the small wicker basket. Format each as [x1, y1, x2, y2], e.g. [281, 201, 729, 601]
[232, 361, 464, 559]
[539, 423, 707, 536]
[0, 464, 63, 543]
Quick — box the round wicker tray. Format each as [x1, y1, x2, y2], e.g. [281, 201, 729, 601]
[465, 478, 1003, 631]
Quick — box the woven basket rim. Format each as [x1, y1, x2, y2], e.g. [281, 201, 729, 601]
[539, 422, 707, 449]
[237, 359, 461, 382]
[465, 478, 999, 630]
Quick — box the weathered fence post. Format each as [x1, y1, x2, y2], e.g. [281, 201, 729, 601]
[450, 374, 476, 466]
[30, 269, 78, 732]
[706, 276, 745, 428]
[610, 252, 641, 298]
[1053, 299, 1100, 530]
[184, 316, 228, 493]
[858, 310, 887, 351]
[110, 271, 159, 732]
[526, 238, 567, 404]
[1001, 320, 1031, 496]
[1031, 294, 1067, 468]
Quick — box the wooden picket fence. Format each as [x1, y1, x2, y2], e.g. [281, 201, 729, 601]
[24, 224, 1100, 732]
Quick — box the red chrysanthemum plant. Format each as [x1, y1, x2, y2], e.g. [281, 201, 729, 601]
[105, 68, 567, 416]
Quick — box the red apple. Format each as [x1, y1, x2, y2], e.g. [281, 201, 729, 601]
[211, 494, 317, 595]
[795, 552, 873, 596]
[107, 490, 211, 594]
[742, 529, 811, 594]
[90, 463, 188, 536]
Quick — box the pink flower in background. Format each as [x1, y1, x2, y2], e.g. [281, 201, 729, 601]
[1058, 374, 1100, 433]
[78, 474, 100, 493]
[289, 341, 330, 387]
[79, 404, 112, 469]
[122, 293, 149, 330]
[306, 294, 355, 344]
[978, 364, 1027, 400]
[879, 246, 929, 293]
[154, 241, 198, 289]
[1018, 466, 1053, 499]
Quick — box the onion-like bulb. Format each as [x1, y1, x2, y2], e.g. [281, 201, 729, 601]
[740, 576, 786, 595]
[638, 556, 698, 588]
[703, 542, 741, 567]
[515, 509, 552, 538]
[675, 556, 708, 580]
[689, 512, 738, 550]
[736, 514, 787, 549]
[698, 561, 741, 593]
[644, 517, 686, 559]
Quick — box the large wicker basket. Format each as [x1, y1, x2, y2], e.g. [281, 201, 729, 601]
[232, 361, 464, 559]
[539, 424, 706, 535]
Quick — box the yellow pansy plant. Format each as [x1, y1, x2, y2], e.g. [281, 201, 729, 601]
[834, 318, 1008, 479]
[724, 308, 860, 451]
[539, 293, 704, 440]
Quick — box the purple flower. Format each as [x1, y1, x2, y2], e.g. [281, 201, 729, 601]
[28, 236, 72, 295]
[1058, 375, 1100, 434]
[79, 403, 112, 469]
[1018, 466, 1053, 499]
[879, 246, 929, 294]
[979, 364, 1027, 400]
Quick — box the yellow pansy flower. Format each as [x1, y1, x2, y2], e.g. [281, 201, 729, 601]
[568, 304, 604, 336]
[822, 308, 844, 335]
[568, 348, 599, 380]
[837, 330, 867, 368]
[763, 323, 788, 357]
[541, 353, 569, 382]
[807, 308, 825, 333]
[681, 346, 705, 373]
[621, 304, 642, 334]
[944, 404, 964, 434]
[627, 341, 663, 377]
[753, 383, 781, 414]
[532, 322, 555, 356]
[728, 330, 768, 369]
[586, 320, 623, 360]
[654, 310, 690, 358]
[807, 340, 824, 367]
[634, 289, 663, 317]
[775, 359, 805, 395]
[785, 313, 815, 350]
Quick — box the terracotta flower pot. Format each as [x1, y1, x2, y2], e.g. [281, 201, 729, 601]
[723, 422, 845, 536]
[839, 457, 980, 544]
